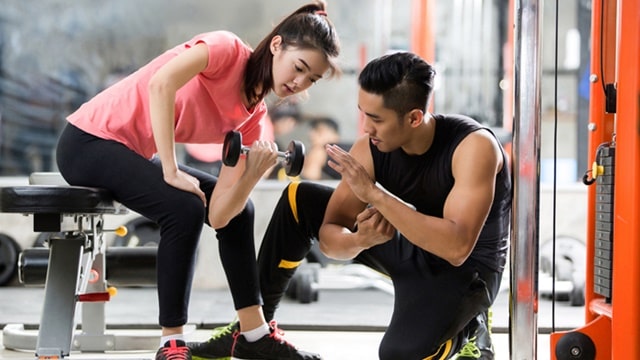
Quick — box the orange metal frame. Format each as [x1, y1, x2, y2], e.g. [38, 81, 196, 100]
[550, 0, 640, 358]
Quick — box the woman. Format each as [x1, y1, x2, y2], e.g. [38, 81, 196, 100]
[55, 2, 340, 360]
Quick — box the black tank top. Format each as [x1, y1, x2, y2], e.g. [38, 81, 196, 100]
[371, 114, 511, 272]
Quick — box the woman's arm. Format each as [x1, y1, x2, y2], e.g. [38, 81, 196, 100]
[148, 42, 209, 204]
[209, 140, 278, 229]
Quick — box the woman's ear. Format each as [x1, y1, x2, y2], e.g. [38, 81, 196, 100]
[270, 35, 283, 55]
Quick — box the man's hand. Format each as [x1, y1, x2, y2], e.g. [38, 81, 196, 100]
[326, 144, 378, 203]
[355, 206, 396, 248]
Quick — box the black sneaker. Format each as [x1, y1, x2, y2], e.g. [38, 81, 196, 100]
[156, 339, 192, 360]
[455, 310, 494, 359]
[231, 321, 322, 360]
[187, 321, 239, 360]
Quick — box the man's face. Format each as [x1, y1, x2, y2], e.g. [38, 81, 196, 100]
[357, 89, 410, 152]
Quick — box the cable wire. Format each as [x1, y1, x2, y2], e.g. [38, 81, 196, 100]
[551, 0, 560, 333]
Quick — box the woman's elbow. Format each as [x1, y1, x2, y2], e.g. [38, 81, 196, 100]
[148, 73, 173, 96]
[209, 213, 230, 230]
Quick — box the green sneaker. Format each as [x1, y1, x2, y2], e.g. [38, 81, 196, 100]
[187, 321, 239, 360]
[454, 336, 483, 359]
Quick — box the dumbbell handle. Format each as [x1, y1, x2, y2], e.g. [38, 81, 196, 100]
[239, 145, 293, 163]
[224, 130, 305, 176]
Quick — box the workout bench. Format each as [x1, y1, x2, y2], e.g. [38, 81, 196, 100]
[0, 173, 159, 359]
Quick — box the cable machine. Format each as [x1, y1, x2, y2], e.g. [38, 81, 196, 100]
[412, 0, 639, 359]
[550, 0, 640, 359]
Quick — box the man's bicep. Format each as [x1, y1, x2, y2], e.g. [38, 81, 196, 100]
[445, 134, 500, 237]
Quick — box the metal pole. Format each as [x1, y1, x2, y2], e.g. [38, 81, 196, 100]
[510, 0, 543, 359]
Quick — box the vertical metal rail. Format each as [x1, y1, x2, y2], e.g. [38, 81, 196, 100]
[510, 0, 543, 359]
[610, 0, 640, 355]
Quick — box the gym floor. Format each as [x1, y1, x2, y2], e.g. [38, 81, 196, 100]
[0, 272, 583, 360]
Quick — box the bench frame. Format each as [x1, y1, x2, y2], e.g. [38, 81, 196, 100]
[1, 173, 159, 358]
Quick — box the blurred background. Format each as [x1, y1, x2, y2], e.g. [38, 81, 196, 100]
[0, 0, 591, 179]
[0, 0, 591, 302]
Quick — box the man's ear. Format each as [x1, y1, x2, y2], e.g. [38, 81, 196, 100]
[270, 35, 283, 54]
[408, 109, 424, 127]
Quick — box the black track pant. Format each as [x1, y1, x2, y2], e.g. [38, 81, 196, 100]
[257, 181, 503, 359]
[56, 123, 262, 327]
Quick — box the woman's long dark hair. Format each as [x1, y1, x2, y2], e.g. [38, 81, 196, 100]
[243, 1, 341, 106]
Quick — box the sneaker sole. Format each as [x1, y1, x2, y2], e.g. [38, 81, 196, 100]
[192, 356, 231, 360]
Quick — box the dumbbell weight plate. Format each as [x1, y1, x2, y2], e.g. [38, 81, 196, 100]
[285, 140, 305, 176]
[222, 131, 242, 166]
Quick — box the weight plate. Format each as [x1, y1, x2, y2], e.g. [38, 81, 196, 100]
[0, 234, 21, 286]
[222, 131, 242, 166]
[285, 140, 305, 176]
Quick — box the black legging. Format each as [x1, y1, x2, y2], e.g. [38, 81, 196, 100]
[257, 181, 502, 359]
[56, 123, 262, 327]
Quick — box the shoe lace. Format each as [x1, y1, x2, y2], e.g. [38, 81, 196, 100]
[268, 320, 296, 349]
[159, 344, 190, 360]
[456, 337, 482, 359]
[209, 321, 236, 341]
[231, 330, 241, 356]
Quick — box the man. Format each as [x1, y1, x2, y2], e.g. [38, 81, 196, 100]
[189, 51, 511, 360]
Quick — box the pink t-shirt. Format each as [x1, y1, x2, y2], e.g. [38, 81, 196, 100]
[67, 31, 267, 159]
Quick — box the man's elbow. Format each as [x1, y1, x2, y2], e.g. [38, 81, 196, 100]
[318, 241, 353, 261]
[446, 240, 475, 267]
[318, 241, 338, 258]
[447, 255, 469, 267]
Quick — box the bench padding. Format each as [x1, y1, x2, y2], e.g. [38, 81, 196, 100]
[0, 186, 123, 214]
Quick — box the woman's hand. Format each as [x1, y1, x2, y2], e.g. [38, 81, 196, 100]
[164, 169, 206, 205]
[244, 140, 279, 179]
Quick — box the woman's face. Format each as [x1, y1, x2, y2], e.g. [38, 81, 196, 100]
[270, 36, 331, 98]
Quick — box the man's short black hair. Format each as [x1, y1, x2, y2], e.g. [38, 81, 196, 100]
[358, 52, 436, 118]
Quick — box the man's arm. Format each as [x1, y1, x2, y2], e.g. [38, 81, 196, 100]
[368, 130, 502, 266]
[321, 130, 503, 266]
[319, 137, 396, 259]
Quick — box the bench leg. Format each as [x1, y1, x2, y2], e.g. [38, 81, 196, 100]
[3, 229, 161, 356]
[74, 251, 115, 351]
[36, 234, 85, 358]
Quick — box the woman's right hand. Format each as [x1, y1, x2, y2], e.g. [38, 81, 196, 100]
[164, 169, 207, 205]
[244, 140, 279, 179]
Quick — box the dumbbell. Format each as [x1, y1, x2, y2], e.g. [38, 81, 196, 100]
[222, 131, 305, 176]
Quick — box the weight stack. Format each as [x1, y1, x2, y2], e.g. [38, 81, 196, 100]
[593, 146, 615, 301]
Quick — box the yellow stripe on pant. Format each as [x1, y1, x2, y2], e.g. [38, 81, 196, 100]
[278, 182, 302, 270]
[422, 338, 453, 360]
[287, 181, 300, 224]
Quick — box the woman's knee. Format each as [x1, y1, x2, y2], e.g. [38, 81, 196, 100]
[159, 195, 206, 235]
